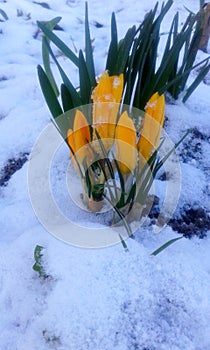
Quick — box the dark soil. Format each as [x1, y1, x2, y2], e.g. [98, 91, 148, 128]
[0, 153, 29, 186]
[143, 195, 210, 239]
[180, 127, 210, 166]
[169, 203, 210, 239]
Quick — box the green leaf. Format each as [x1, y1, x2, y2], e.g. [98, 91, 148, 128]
[37, 20, 79, 67]
[32, 245, 47, 278]
[106, 12, 118, 75]
[159, 56, 210, 96]
[43, 37, 82, 107]
[183, 61, 210, 102]
[85, 2, 96, 87]
[119, 234, 129, 252]
[34, 245, 44, 260]
[200, 0, 205, 8]
[153, 129, 192, 176]
[37, 65, 63, 119]
[151, 236, 183, 256]
[113, 157, 126, 209]
[44, 17, 62, 31]
[94, 130, 115, 179]
[41, 18, 62, 98]
[135, 138, 166, 204]
[104, 193, 133, 237]
[79, 50, 92, 104]
[125, 181, 136, 206]
[61, 83, 74, 112]
[123, 38, 139, 105]
[42, 36, 59, 97]
[115, 25, 136, 74]
[161, 14, 176, 64]
[84, 166, 92, 198]
[124, 0, 173, 109]
[93, 130, 117, 203]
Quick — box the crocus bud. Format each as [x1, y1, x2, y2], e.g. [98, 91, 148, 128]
[73, 109, 91, 165]
[138, 92, 165, 162]
[91, 71, 123, 152]
[115, 111, 137, 174]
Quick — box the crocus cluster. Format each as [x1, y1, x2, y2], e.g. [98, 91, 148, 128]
[67, 71, 165, 209]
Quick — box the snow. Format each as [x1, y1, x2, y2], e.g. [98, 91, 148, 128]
[0, 0, 210, 349]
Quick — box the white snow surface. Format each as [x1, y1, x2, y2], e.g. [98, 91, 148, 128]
[0, 0, 210, 349]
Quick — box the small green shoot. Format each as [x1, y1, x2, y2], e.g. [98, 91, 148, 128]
[32, 245, 47, 278]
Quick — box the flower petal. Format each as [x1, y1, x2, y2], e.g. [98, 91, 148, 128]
[91, 71, 123, 104]
[73, 110, 91, 164]
[91, 72, 124, 152]
[138, 93, 165, 161]
[115, 111, 137, 174]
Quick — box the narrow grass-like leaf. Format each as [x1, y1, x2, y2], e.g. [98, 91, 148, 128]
[161, 15, 176, 64]
[42, 37, 59, 97]
[37, 20, 79, 67]
[125, 181, 136, 206]
[200, 0, 205, 8]
[115, 25, 136, 74]
[179, 26, 202, 91]
[41, 18, 62, 97]
[83, 158, 92, 198]
[60, 83, 74, 112]
[183, 61, 210, 102]
[106, 12, 118, 75]
[151, 236, 183, 256]
[91, 130, 117, 203]
[153, 129, 192, 177]
[65, 139, 84, 179]
[43, 37, 82, 107]
[159, 56, 210, 95]
[104, 194, 133, 237]
[135, 138, 166, 204]
[119, 234, 129, 251]
[37, 65, 63, 118]
[153, 0, 173, 28]
[94, 130, 115, 179]
[78, 49, 92, 104]
[112, 157, 126, 209]
[123, 38, 139, 105]
[85, 2, 96, 87]
[127, 16, 155, 106]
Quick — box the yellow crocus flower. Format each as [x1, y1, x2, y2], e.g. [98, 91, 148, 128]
[115, 111, 137, 174]
[138, 92, 165, 161]
[67, 109, 92, 166]
[91, 71, 124, 152]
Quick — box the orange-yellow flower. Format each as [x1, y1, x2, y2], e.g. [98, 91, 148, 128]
[137, 92, 165, 161]
[91, 71, 123, 151]
[67, 109, 92, 166]
[115, 111, 137, 174]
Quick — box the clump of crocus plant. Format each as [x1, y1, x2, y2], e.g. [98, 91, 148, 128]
[37, 4, 191, 253]
[66, 71, 166, 221]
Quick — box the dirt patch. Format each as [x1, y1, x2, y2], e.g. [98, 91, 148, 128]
[0, 153, 29, 186]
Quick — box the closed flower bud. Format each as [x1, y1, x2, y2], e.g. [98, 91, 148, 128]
[73, 110, 91, 165]
[115, 111, 137, 174]
[91, 71, 123, 152]
[138, 92, 165, 162]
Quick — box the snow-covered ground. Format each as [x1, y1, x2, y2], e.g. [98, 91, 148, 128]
[0, 0, 210, 349]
